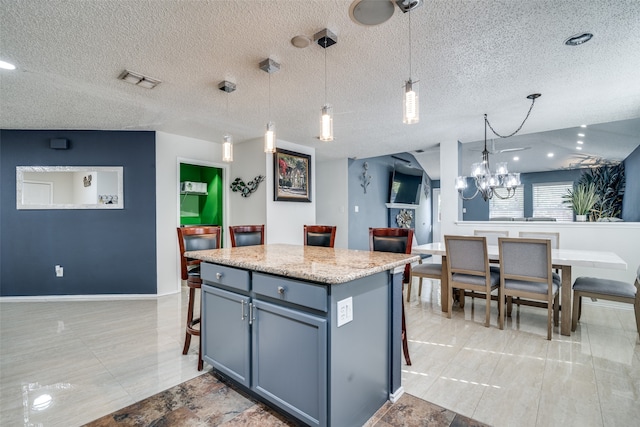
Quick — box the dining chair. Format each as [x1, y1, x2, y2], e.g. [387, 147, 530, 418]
[498, 237, 560, 340]
[518, 231, 560, 250]
[444, 235, 500, 327]
[303, 225, 337, 248]
[473, 229, 509, 246]
[407, 258, 442, 303]
[176, 225, 222, 370]
[572, 265, 640, 338]
[229, 224, 265, 247]
[369, 227, 414, 365]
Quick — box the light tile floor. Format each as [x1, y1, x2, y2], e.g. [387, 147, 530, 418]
[1, 278, 638, 427]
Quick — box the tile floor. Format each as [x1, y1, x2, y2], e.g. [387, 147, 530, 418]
[1, 276, 638, 427]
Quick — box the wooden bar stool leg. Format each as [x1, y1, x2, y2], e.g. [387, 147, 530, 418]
[401, 300, 412, 366]
[183, 286, 196, 355]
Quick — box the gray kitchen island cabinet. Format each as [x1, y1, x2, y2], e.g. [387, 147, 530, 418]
[189, 244, 419, 427]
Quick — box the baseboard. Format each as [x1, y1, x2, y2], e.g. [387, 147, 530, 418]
[389, 386, 405, 403]
[0, 293, 163, 302]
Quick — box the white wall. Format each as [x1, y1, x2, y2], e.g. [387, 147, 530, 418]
[266, 140, 315, 244]
[228, 138, 267, 236]
[316, 158, 349, 248]
[156, 131, 228, 296]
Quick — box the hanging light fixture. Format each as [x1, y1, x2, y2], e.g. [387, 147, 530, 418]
[218, 80, 236, 162]
[455, 93, 541, 201]
[314, 28, 337, 142]
[400, 1, 419, 124]
[259, 58, 280, 153]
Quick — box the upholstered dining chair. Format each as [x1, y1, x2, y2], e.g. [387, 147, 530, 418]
[407, 258, 442, 303]
[177, 225, 221, 370]
[498, 237, 560, 340]
[572, 265, 640, 338]
[444, 235, 500, 327]
[369, 227, 414, 365]
[473, 229, 509, 246]
[229, 224, 265, 247]
[304, 225, 337, 248]
[518, 231, 560, 250]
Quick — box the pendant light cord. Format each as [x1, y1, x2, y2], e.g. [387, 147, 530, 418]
[485, 96, 538, 139]
[408, 10, 412, 80]
[324, 38, 328, 104]
[268, 72, 271, 120]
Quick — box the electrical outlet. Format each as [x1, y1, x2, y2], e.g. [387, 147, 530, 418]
[337, 297, 353, 327]
[55, 265, 64, 277]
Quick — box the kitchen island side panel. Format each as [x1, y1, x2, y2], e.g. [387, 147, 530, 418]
[328, 271, 390, 427]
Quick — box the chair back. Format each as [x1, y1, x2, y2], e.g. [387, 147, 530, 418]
[444, 235, 490, 276]
[518, 231, 560, 249]
[177, 226, 221, 280]
[304, 225, 337, 248]
[498, 237, 552, 283]
[229, 224, 265, 247]
[473, 229, 509, 246]
[369, 227, 414, 283]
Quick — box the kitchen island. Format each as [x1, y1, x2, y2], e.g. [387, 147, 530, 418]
[185, 244, 419, 427]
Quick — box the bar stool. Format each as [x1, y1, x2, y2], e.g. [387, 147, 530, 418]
[229, 224, 264, 247]
[176, 225, 221, 370]
[303, 225, 337, 248]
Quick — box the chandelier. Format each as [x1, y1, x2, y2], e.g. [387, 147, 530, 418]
[455, 93, 541, 201]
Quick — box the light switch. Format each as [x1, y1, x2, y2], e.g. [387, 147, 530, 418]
[354, 205, 359, 213]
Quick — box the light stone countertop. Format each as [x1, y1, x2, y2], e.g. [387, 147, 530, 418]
[185, 243, 420, 285]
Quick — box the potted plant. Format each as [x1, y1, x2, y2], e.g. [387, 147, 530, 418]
[563, 183, 599, 221]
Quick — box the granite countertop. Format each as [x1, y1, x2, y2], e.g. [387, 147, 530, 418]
[185, 243, 420, 285]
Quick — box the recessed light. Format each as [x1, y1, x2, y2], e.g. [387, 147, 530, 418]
[577, 133, 585, 137]
[349, 0, 395, 26]
[577, 140, 584, 144]
[564, 32, 593, 46]
[576, 146, 583, 150]
[0, 60, 16, 70]
[513, 156, 519, 161]
[547, 153, 554, 158]
[580, 124, 587, 128]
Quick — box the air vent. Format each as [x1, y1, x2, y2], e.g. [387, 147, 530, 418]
[118, 70, 161, 89]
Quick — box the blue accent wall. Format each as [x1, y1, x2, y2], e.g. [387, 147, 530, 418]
[622, 144, 640, 222]
[0, 130, 157, 296]
[348, 154, 431, 250]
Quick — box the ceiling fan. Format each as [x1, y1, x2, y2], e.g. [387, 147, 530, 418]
[470, 139, 531, 154]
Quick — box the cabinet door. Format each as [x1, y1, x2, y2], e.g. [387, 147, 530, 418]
[202, 285, 251, 387]
[251, 299, 327, 427]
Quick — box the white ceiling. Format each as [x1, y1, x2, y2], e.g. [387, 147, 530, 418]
[1, 1, 639, 179]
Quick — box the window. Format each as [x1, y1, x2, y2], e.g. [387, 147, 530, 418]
[489, 186, 524, 219]
[532, 182, 573, 222]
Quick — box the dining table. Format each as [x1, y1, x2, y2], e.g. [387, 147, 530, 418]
[412, 241, 628, 336]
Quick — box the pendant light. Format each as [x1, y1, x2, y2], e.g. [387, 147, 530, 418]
[402, 7, 419, 124]
[218, 80, 236, 162]
[259, 58, 280, 153]
[314, 29, 337, 141]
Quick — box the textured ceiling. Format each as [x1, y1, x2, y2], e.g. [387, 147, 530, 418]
[1, 0, 639, 179]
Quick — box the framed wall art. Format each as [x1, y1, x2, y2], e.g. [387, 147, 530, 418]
[273, 148, 311, 202]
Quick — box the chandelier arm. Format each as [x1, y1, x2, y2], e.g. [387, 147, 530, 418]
[457, 186, 481, 201]
[492, 187, 515, 200]
[485, 96, 538, 139]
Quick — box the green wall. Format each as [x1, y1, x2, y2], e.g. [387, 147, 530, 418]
[180, 163, 223, 231]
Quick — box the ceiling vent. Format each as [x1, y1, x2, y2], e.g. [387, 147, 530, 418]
[395, 0, 422, 13]
[118, 70, 161, 89]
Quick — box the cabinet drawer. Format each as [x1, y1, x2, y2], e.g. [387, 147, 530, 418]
[253, 273, 327, 312]
[201, 263, 250, 292]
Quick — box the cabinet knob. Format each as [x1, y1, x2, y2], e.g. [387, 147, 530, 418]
[277, 286, 285, 295]
[216, 272, 223, 280]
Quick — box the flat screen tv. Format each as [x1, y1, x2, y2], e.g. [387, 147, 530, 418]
[389, 167, 423, 205]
